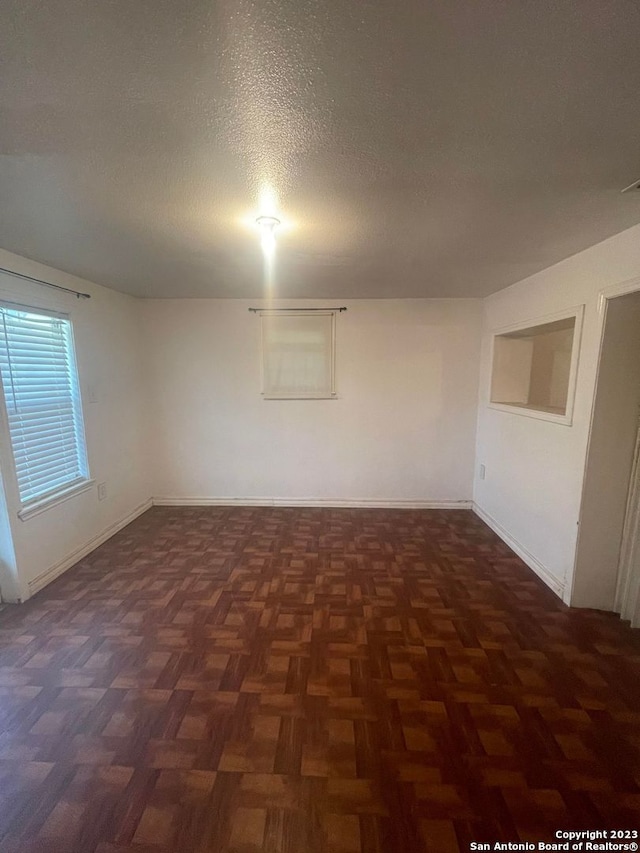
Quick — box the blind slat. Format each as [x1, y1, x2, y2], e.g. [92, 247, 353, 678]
[16, 464, 81, 490]
[9, 420, 78, 443]
[18, 466, 82, 496]
[13, 441, 81, 467]
[20, 474, 86, 504]
[6, 409, 78, 426]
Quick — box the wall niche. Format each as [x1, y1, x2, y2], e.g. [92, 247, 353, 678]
[489, 307, 583, 424]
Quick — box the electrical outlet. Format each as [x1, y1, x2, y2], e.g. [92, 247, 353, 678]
[479, 464, 486, 480]
[97, 482, 107, 501]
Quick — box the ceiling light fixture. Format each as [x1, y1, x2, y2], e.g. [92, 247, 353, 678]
[256, 215, 280, 256]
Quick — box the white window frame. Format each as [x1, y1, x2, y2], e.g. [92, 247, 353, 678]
[259, 310, 337, 400]
[0, 301, 93, 520]
[487, 305, 584, 426]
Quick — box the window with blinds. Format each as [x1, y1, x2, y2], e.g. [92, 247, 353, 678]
[0, 305, 89, 508]
[261, 311, 336, 399]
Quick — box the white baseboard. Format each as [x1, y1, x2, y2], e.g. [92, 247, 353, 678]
[26, 499, 153, 598]
[472, 503, 565, 599]
[152, 496, 473, 510]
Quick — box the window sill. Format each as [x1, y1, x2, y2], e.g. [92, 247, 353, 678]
[262, 393, 338, 400]
[18, 478, 95, 521]
[487, 401, 573, 425]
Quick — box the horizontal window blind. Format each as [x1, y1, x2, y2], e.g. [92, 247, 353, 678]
[0, 305, 89, 505]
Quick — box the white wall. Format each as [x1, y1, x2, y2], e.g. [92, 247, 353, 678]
[474, 223, 640, 602]
[142, 298, 483, 506]
[0, 249, 151, 601]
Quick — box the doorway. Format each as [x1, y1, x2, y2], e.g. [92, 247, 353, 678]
[572, 288, 640, 615]
[615, 415, 640, 627]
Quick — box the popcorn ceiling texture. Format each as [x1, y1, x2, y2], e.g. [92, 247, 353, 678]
[0, 0, 639, 298]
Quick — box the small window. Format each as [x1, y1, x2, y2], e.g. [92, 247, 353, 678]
[0, 304, 90, 512]
[489, 308, 583, 424]
[261, 311, 336, 399]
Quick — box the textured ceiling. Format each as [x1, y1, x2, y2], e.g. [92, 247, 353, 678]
[0, 0, 639, 298]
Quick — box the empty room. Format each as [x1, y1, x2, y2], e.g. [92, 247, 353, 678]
[0, 1, 640, 851]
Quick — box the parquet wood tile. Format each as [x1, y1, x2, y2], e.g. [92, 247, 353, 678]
[1, 506, 640, 852]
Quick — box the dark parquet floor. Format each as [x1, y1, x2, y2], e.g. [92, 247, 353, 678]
[0, 506, 639, 852]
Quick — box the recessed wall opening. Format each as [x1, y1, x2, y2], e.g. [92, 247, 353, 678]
[489, 311, 582, 423]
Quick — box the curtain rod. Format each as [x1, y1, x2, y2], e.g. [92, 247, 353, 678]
[0, 266, 91, 299]
[248, 307, 346, 313]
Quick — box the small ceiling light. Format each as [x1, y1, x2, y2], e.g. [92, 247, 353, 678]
[256, 215, 280, 256]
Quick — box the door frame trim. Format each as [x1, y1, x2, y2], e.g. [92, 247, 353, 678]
[571, 275, 640, 610]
